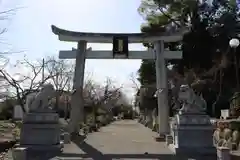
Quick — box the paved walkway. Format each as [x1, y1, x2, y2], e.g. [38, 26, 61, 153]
[5, 120, 216, 159]
[58, 120, 175, 160]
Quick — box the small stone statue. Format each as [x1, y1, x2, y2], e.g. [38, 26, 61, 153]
[213, 120, 240, 150]
[232, 130, 240, 149]
[178, 84, 206, 113]
[28, 83, 55, 111]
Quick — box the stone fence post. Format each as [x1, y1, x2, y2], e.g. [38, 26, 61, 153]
[217, 147, 230, 160]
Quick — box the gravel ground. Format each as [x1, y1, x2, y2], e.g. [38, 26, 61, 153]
[0, 121, 20, 160]
[0, 152, 7, 160]
[1, 150, 12, 160]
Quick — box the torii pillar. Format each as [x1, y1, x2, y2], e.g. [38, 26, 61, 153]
[155, 40, 169, 138]
[68, 41, 86, 133]
[51, 25, 186, 137]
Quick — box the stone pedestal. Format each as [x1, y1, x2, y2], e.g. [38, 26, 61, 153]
[217, 147, 230, 160]
[12, 147, 27, 160]
[17, 109, 62, 153]
[168, 110, 216, 156]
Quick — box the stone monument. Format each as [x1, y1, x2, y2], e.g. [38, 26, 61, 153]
[168, 84, 216, 156]
[13, 105, 24, 120]
[14, 84, 62, 154]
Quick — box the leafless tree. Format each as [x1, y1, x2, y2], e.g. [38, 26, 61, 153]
[0, 6, 25, 101]
[0, 57, 57, 112]
[81, 77, 124, 123]
[0, 7, 24, 55]
[129, 72, 140, 91]
[85, 78, 123, 106]
[44, 56, 74, 110]
[129, 72, 140, 108]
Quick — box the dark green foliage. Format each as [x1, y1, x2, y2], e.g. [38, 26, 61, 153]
[137, 60, 156, 85]
[0, 98, 17, 120]
[138, 0, 240, 86]
[137, 0, 240, 117]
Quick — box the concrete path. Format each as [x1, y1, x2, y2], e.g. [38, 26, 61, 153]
[5, 120, 217, 159]
[58, 120, 176, 160]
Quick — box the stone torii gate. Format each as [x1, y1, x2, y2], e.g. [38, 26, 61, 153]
[51, 25, 185, 138]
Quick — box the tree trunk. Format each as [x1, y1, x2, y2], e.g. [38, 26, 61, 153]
[234, 49, 239, 91]
[17, 97, 26, 113]
[55, 95, 60, 111]
[93, 105, 97, 124]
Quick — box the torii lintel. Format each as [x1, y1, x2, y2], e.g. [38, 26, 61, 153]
[51, 25, 188, 43]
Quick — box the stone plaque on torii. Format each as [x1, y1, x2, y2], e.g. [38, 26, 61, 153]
[51, 25, 187, 139]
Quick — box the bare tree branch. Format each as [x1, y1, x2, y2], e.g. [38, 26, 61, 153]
[129, 72, 140, 91]
[83, 77, 125, 114]
[43, 56, 74, 109]
[0, 57, 61, 112]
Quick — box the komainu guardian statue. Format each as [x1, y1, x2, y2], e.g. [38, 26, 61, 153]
[28, 83, 55, 111]
[178, 84, 207, 113]
[169, 84, 215, 156]
[18, 83, 62, 154]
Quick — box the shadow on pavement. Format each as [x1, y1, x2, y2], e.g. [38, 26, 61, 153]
[58, 135, 216, 160]
[60, 153, 177, 160]
[62, 135, 176, 160]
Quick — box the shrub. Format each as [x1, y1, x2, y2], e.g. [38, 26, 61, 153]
[0, 104, 13, 120]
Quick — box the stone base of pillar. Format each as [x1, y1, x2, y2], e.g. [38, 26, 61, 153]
[62, 132, 71, 144]
[217, 147, 230, 160]
[12, 147, 27, 160]
[70, 133, 86, 142]
[155, 134, 166, 142]
[166, 134, 173, 145]
[152, 123, 158, 132]
[231, 151, 240, 160]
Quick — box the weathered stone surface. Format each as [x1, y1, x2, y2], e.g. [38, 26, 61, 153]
[14, 108, 62, 157]
[169, 85, 216, 157]
[27, 84, 55, 111]
[62, 132, 71, 144]
[12, 147, 27, 160]
[18, 84, 61, 153]
[166, 134, 173, 145]
[170, 112, 216, 155]
[20, 112, 60, 145]
[217, 147, 230, 160]
[23, 111, 58, 123]
[20, 124, 60, 145]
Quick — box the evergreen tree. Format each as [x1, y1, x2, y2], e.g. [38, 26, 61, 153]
[137, 0, 240, 116]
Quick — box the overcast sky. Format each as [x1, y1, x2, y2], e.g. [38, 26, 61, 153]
[0, 0, 147, 102]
